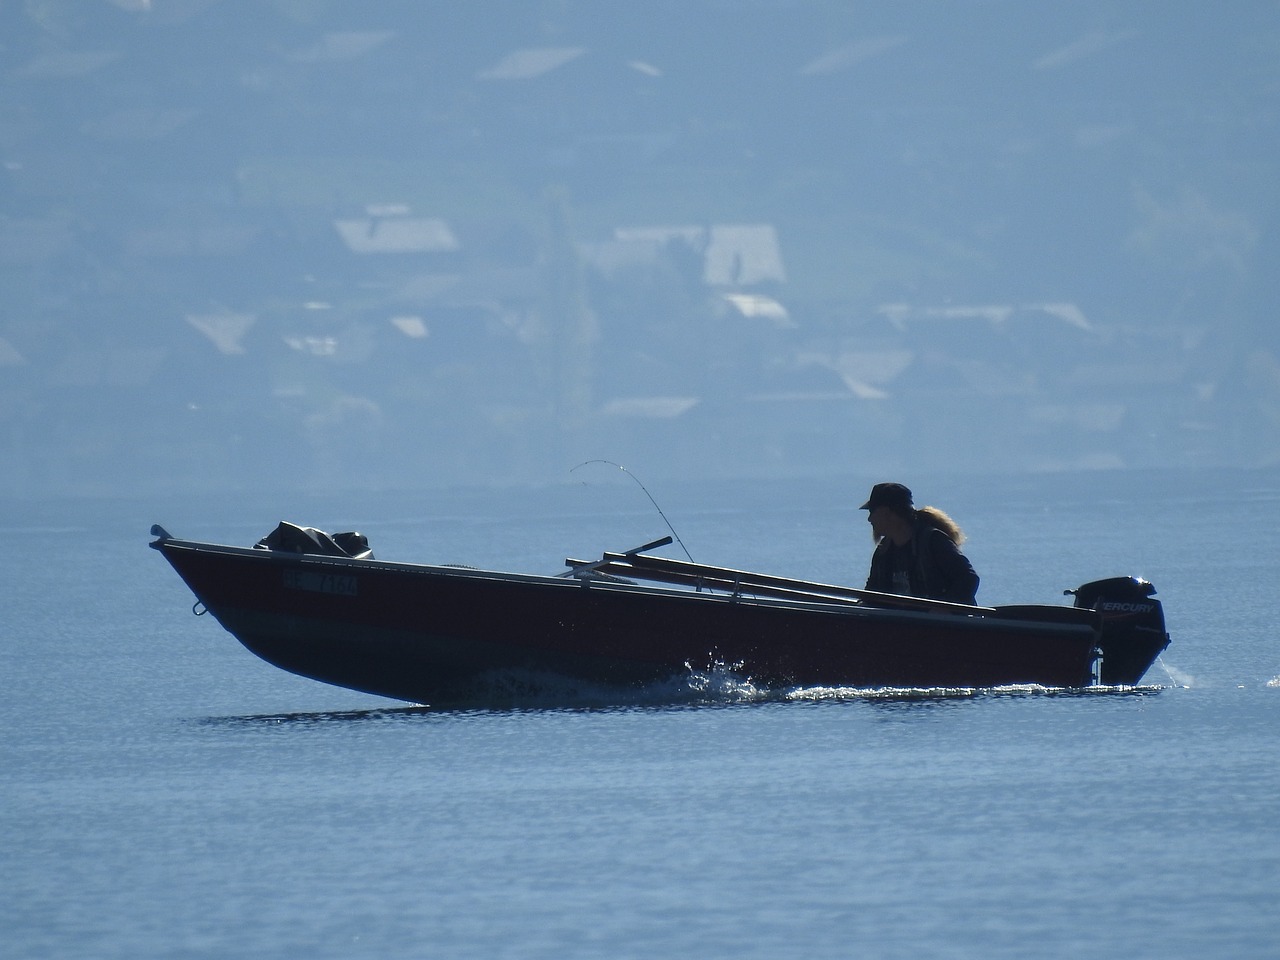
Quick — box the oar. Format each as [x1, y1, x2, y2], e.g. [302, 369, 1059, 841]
[572, 556, 867, 607]
[599, 551, 995, 614]
[561, 536, 673, 578]
[624, 536, 672, 555]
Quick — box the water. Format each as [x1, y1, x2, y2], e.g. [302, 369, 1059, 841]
[3, 469, 1278, 959]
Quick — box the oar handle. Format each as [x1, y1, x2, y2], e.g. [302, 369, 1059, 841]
[562, 535, 673, 579]
[624, 536, 673, 556]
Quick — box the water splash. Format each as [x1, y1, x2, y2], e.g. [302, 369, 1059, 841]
[1156, 656, 1195, 688]
[681, 660, 765, 702]
[783, 683, 1160, 702]
[199, 667, 1162, 723]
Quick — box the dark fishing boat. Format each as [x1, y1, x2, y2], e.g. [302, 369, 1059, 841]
[150, 522, 1171, 705]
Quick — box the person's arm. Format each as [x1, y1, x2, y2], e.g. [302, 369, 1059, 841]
[865, 541, 890, 592]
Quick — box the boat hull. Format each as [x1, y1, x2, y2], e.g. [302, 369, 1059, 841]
[153, 536, 1104, 704]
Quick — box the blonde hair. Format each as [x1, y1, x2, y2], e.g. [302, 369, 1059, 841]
[917, 505, 966, 546]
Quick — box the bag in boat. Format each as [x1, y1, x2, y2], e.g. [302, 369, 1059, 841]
[254, 521, 373, 559]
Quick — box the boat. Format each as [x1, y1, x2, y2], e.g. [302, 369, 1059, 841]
[149, 521, 1171, 705]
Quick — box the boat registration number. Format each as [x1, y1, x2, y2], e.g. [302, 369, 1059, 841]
[283, 568, 358, 597]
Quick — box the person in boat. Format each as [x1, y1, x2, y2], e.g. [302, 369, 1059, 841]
[860, 482, 979, 605]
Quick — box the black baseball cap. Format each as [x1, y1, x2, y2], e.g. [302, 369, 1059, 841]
[859, 482, 914, 513]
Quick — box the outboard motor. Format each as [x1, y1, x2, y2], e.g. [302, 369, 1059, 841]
[1066, 577, 1170, 685]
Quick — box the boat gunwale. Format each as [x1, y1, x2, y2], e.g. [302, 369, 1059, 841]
[151, 535, 1101, 638]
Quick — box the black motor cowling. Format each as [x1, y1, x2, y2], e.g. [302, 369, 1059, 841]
[1066, 577, 1170, 685]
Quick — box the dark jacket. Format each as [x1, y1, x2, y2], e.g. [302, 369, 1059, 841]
[865, 517, 980, 605]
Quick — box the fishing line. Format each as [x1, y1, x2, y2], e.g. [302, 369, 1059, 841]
[571, 460, 694, 561]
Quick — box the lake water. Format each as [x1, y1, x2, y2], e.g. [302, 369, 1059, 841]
[3, 468, 1278, 959]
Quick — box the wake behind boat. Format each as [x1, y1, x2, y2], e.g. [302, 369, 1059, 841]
[150, 522, 1171, 705]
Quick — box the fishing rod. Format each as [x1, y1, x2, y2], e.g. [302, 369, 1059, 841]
[570, 460, 694, 562]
